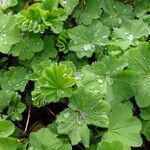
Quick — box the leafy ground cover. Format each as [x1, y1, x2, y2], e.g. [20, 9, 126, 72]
[0, 0, 150, 149]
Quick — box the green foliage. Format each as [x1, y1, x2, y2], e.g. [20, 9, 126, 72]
[102, 103, 142, 147]
[100, 0, 134, 27]
[68, 21, 110, 58]
[17, 0, 67, 33]
[125, 43, 150, 108]
[75, 0, 103, 25]
[10, 33, 44, 60]
[97, 141, 130, 150]
[111, 20, 149, 50]
[0, 120, 15, 137]
[32, 62, 75, 106]
[1, 0, 150, 149]
[76, 57, 134, 102]
[57, 88, 110, 147]
[29, 128, 62, 150]
[0, 13, 21, 54]
[7, 92, 26, 121]
[0, 0, 18, 10]
[0, 137, 24, 150]
[0, 66, 30, 92]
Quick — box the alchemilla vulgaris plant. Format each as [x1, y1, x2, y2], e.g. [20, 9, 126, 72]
[0, 0, 150, 149]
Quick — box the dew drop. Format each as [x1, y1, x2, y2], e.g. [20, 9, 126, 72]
[118, 18, 122, 24]
[97, 79, 103, 84]
[63, 73, 68, 78]
[62, 0, 67, 5]
[2, 34, 6, 37]
[64, 112, 70, 118]
[102, 35, 107, 38]
[127, 34, 134, 41]
[59, 90, 64, 95]
[2, 25, 6, 29]
[83, 43, 94, 51]
[142, 56, 146, 60]
[106, 76, 113, 85]
[94, 32, 98, 37]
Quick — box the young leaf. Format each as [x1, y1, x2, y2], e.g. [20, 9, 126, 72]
[17, 1, 67, 34]
[68, 21, 110, 58]
[7, 92, 26, 121]
[34, 62, 75, 104]
[0, 0, 18, 10]
[102, 103, 142, 147]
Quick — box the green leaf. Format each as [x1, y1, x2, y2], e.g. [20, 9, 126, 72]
[43, 36, 58, 59]
[97, 141, 130, 150]
[140, 106, 150, 120]
[17, 3, 48, 33]
[76, 0, 102, 25]
[0, 0, 18, 10]
[134, 0, 150, 17]
[141, 120, 150, 141]
[100, 1, 134, 28]
[0, 137, 24, 150]
[102, 103, 142, 147]
[29, 128, 62, 150]
[0, 67, 30, 92]
[34, 62, 75, 104]
[56, 30, 70, 54]
[57, 88, 110, 147]
[60, 0, 79, 15]
[0, 120, 15, 137]
[17, 1, 67, 34]
[125, 43, 150, 107]
[111, 20, 149, 50]
[0, 90, 12, 113]
[10, 33, 44, 60]
[69, 88, 110, 128]
[68, 21, 110, 58]
[0, 13, 21, 54]
[57, 109, 90, 148]
[77, 57, 134, 102]
[102, 0, 114, 15]
[7, 92, 26, 121]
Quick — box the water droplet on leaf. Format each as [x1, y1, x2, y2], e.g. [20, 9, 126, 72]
[64, 112, 70, 118]
[127, 34, 134, 41]
[83, 43, 94, 51]
[106, 76, 113, 85]
[97, 79, 103, 84]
